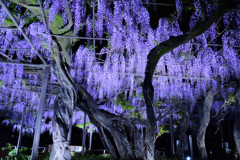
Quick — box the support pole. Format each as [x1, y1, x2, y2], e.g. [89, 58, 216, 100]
[93, 0, 96, 54]
[16, 106, 26, 156]
[219, 121, 226, 157]
[67, 117, 73, 142]
[189, 135, 193, 157]
[89, 131, 93, 150]
[31, 66, 50, 160]
[82, 113, 87, 155]
[170, 114, 175, 155]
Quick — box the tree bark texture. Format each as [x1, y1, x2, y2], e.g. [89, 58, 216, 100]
[76, 86, 144, 159]
[52, 25, 144, 160]
[176, 103, 189, 158]
[142, 81, 156, 160]
[234, 89, 240, 157]
[50, 94, 73, 160]
[50, 35, 77, 159]
[197, 90, 214, 160]
[5, 1, 77, 159]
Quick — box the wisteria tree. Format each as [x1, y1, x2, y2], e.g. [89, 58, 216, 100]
[0, 0, 240, 160]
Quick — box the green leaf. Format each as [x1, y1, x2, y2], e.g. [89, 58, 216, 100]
[76, 122, 92, 129]
[122, 104, 135, 110]
[4, 19, 14, 26]
[133, 92, 137, 97]
[25, 14, 38, 26]
[155, 125, 168, 140]
[86, 122, 92, 126]
[76, 124, 84, 128]
[154, 40, 159, 45]
[154, 102, 162, 107]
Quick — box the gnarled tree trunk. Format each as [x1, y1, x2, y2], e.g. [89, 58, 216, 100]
[50, 93, 73, 160]
[76, 86, 144, 160]
[176, 103, 189, 158]
[142, 82, 156, 160]
[7, 1, 237, 159]
[140, 1, 235, 159]
[50, 35, 77, 159]
[197, 90, 214, 160]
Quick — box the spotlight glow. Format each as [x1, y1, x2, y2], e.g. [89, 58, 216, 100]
[186, 156, 191, 160]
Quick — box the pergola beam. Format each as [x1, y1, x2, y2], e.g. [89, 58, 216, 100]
[46, 34, 109, 41]
[0, 61, 50, 67]
[1, 28, 240, 49]
[0, 48, 31, 50]
[108, 0, 176, 6]
[0, 27, 19, 30]
[0, 87, 57, 96]
[141, 2, 175, 6]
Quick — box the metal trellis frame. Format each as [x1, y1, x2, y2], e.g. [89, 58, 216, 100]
[0, 61, 50, 67]
[16, 106, 26, 156]
[43, 33, 109, 41]
[0, 0, 238, 159]
[0, 1, 51, 160]
[0, 48, 32, 50]
[0, 0, 47, 65]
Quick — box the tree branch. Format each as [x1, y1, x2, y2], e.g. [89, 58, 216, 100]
[144, 0, 236, 83]
[142, 1, 237, 159]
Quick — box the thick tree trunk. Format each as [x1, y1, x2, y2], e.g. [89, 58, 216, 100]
[234, 89, 240, 157]
[8, 1, 237, 159]
[50, 92, 73, 160]
[141, 2, 234, 159]
[176, 103, 189, 158]
[197, 90, 214, 160]
[50, 35, 144, 159]
[97, 123, 143, 159]
[7, 0, 237, 159]
[142, 81, 156, 160]
[50, 37, 76, 159]
[76, 86, 144, 160]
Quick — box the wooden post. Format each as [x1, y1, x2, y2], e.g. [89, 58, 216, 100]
[16, 106, 26, 156]
[31, 66, 50, 160]
[82, 113, 87, 155]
